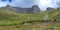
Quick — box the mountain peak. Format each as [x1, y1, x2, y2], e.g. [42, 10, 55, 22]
[6, 4, 12, 7]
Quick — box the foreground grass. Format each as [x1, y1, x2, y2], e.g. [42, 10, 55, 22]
[0, 22, 60, 30]
[0, 9, 60, 26]
[0, 9, 60, 30]
[0, 9, 46, 25]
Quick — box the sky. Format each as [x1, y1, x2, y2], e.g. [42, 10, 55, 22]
[0, 0, 60, 11]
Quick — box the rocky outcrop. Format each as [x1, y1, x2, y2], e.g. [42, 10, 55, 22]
[57, 7, 60, 10]
[46, 7, 55, 11]
[0, 5, 40, 13]
[32, 5, 40, 13]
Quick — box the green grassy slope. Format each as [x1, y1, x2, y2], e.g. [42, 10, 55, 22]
[0, 8, 45, 25]
[48, 9, 60, 20]
[0, 8, 60, 30]
[0, 8, 60, 26]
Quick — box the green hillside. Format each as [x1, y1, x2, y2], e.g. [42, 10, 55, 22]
[47, 8, 60, 21]
[0, 8, 60, 25]
[0, 8, 60, 30]
[0, 8, 44, 25]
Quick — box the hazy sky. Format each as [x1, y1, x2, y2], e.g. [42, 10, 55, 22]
[0, 0, 60, 11]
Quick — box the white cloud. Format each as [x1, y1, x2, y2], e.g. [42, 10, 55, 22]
[37, 0, 58, 10]
[9, 0, 35, 7]
[8, 0, 23, 6]
[0, 0, 60, 10]
[0, 2, 7, 7]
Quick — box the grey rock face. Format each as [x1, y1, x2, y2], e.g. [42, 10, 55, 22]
[46, 7, 55, 11]
[46, 7, 56, 13]
[47, 7, 52, 10]
[57, 7, 60, 10]
[32, 5, 40, 13]
[0, 5, 40, 13]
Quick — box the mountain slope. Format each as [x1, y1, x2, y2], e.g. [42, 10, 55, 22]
[0, 6, 60, 25]
[46, 8, 60, 21]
